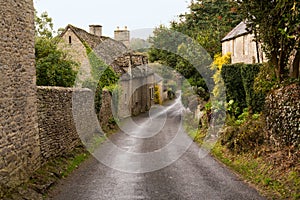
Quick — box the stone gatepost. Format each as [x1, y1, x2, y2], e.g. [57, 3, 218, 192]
[0, 0, 41, 194]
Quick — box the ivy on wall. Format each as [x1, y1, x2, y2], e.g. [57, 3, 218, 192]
[82, 43, 119, 114]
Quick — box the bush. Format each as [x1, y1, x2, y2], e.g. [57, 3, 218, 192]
[221, 116, 266, 153]
[221, 63, 247, 115]
[240, 64, 262, 113]
[221, 63, 268, 115]
[154, 85, 162, 104]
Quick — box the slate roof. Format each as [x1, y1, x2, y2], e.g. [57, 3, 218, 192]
[60, 24, 151, 79]
[60, 24, 109, 49]
[221, 21, 251, 42]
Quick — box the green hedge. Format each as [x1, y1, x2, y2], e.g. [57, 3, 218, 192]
[221, 63, 263, 115]
[221, 63, 247, 115]
[241, 64, 264, 113]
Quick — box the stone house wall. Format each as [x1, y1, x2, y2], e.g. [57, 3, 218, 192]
[118, 74, 155, 118]
[58, 29, 91, 83]
[222, 33, 266, 64]
[0, 0, 41, 195]
[58, 28, 89, 66]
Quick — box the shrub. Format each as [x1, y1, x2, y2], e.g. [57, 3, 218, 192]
[154, 85, 162, 105]
[221, 116, 266, 153]
[240, 64, 262, 113]
[221, 63, 247, 116]
[211, 53, 231, 99]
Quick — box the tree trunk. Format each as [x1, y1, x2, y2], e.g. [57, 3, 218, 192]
[291, 50, 300, 79]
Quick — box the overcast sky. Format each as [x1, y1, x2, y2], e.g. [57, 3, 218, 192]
[34, 0, 189, 38]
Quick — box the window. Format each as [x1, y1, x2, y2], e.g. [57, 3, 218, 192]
[69, 36, 72, 44]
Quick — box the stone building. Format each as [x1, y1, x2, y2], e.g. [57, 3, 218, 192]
[118, 65, 155, 118]
[0, 0, 41, 194]
[58, 24, 155, 119]
[221, 21, 265, 64]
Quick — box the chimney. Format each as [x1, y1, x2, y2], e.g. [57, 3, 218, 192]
[114, 26, 130, 48]
[89, 25, 102, 37]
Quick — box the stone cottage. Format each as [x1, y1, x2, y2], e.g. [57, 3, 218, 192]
[58, 24, 156, 119]
[221, 21, 265, 64]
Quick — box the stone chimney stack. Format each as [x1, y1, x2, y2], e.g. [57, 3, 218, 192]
[114, 26, 130, 48]
[89, 25, 102, 37]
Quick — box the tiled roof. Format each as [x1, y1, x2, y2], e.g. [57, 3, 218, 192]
[60, 24, 151, 78]
[60, 24, 127, 50]
[221, 21, 251, 42]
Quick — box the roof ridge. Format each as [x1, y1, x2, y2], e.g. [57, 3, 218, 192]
[221, 21, 251, 42]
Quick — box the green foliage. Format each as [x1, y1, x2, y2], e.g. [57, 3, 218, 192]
[82, 46, 119, 114]
[237, 0, 300, 80]
[240, 64, 263, 113]
[221, 63, 267, 115]
[221, 117, 265, 153]
[172, 0, 242, 57]
[212, 143, 300, 199]
[254, 63, 277, 95]
[148, 25, 211, 99]
[221, 64, 246, 115]
[35, 12, 78, 87]
[34, 11, 54, 38]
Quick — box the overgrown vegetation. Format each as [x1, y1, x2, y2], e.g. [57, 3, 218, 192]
[82, 43, 120, 114]
[148, 0, 243, 100]
[35, 12, 78, 87]
[212, 142, 300, 200]
[236, 0, 300, 80]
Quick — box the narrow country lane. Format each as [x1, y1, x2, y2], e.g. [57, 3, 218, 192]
[48, 97, 265, 200]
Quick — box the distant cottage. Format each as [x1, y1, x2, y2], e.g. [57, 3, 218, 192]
[221, 21, 266, 64]
[58, 24, 156, 118]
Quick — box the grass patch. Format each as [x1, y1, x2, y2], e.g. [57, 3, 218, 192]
[211, 142, 300, 200]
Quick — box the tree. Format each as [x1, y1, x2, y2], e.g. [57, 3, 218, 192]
[172, 0, 242, 57]
[148, 0, 242, 95]
[35, 11, 78, 87]
[237, 0, 300, 80]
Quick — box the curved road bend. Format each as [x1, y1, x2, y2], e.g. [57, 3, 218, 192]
[48, 97, 265, 200]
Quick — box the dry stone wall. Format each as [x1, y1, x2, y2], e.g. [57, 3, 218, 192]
[0, 0, 40, 195]
[37, 87, 85, 165]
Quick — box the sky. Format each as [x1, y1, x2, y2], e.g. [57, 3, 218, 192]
[34, 0, 190, 39]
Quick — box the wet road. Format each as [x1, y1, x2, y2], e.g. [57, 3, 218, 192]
[49, 98, 265, 200]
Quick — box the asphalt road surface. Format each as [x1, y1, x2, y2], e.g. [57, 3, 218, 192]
[48, 97, 265, 200]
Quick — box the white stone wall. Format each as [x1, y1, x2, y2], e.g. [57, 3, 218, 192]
[222, 34, 266, 64]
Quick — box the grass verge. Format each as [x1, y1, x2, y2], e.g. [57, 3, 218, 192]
[211, 142, 300, 200]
